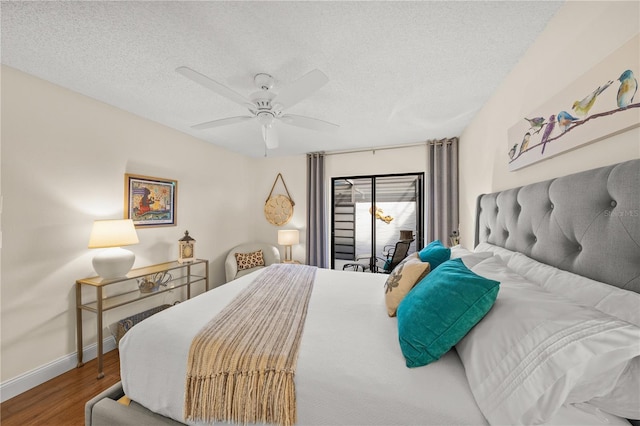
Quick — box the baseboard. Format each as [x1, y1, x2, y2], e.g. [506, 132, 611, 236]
[0, 336, 117, 403]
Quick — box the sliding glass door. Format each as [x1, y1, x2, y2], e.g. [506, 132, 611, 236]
[331, 173, 424, 271]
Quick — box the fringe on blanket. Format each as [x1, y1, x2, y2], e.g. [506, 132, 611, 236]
[184, 263, 316, 426]
[185, 369, 296, 425]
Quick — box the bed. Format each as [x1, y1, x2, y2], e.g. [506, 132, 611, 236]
[85, 159, 640, 426]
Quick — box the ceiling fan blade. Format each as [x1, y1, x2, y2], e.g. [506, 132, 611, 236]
[274, 69, 329, 109]
[176, 66, 254, 108]
[262, 125, 279, 149]
[192, 115, 254, 130]
[280, 114, 339, 132]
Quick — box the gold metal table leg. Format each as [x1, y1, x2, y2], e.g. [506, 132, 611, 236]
[76, 283, 84, 368]
[96, 287, 104, 379]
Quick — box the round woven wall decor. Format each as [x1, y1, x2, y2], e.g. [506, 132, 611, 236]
[264, 194, 294, 226]
[264, 173, 295, 226]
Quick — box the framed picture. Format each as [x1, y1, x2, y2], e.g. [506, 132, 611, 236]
[124, 174, 177, 227]
[507, 34, 639, 171]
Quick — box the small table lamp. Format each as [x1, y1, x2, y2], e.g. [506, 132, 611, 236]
[88, 219, 139, 279]
[278, 229, 299, 263]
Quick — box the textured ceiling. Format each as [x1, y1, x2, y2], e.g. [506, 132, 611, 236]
[1, 1, 563, 158]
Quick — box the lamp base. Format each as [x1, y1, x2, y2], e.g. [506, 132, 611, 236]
[92, 247, 135, 279]
[283, 245, 293, 262]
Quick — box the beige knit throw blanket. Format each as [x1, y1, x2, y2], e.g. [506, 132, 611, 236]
[184, 263, 316, 426]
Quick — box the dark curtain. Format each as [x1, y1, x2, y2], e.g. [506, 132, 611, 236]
[306, 152, 328, 267]
[426, 138, 459, 245]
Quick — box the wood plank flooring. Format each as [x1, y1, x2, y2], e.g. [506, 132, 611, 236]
[1, 349, 120, 426]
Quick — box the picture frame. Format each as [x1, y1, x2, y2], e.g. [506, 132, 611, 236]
[124, 174, 177, 227]
[507, 34, 639, 171]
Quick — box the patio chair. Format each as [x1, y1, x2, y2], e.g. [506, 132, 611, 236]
[373, 240, 412, 273]
[342, 239, 412, 273]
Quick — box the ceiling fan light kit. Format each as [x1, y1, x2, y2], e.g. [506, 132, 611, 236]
[257, 111, 275, 127]
[176, 66, 339, 150]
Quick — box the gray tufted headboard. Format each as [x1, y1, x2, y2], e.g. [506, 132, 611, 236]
[475, 159, 640, 293]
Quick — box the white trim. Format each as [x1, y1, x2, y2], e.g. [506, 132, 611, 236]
[0, 336, 117, 403]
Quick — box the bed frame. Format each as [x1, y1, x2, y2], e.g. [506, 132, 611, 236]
[475, 159, 639, 293]
[86, 159, 640, 425]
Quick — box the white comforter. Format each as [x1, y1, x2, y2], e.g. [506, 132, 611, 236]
[120, 263, 632, 426]
[120, 267, 486, 425]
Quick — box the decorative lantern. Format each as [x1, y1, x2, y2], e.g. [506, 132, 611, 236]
[178, 230, 195, 263]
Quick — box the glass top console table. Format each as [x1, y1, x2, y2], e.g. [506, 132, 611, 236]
[75, 259, 209, 379]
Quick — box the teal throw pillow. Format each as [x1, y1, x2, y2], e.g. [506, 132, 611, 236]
[417, 240, 451, 269]
[397, 258, 500, 368]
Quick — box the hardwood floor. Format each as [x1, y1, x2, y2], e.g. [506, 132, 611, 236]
[1, 349, 120, 426]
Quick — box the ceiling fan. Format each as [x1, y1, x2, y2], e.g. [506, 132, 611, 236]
[176, 66, 339, 149]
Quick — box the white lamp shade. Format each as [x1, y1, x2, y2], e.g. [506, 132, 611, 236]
[278, 229, 299, 246]
[88, 219, 139, 248]
[88, 219, 139, 279]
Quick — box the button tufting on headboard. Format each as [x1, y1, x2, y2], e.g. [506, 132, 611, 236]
[475, 159, 640, 293]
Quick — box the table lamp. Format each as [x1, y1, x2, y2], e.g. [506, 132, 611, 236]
[88, 219, 139, 279]
[278, 229, 299, 263]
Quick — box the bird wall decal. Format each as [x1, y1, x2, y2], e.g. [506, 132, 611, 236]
[519, 132, 531, 155]
[617, 69, 637, 108]
[572, 80, 613, 116]
[525, 117, 545, 134]
[557, 111, 580, 132]
[540, 114, 555, 155]
[511, 55, 638, 170]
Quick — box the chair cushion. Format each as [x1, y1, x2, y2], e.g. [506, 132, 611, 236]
[235, 250, 265, 270]
[225, 243, 281, 282]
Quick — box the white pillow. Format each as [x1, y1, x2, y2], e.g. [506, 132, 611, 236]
[474, 242, 518, 263]
[449, 245, 492, 269]
[474, 243, 640, 326]
[502, 249, 640, 419]
[505, 250, 640, 327]
[587, 357, 640, 419]
[456, 256, 640, 425]
[449, 244, 472, 257]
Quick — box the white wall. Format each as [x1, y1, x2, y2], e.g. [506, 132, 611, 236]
[0, 65, 262, 385]
[459, 1, 640, 247]
[325, 145, 427, 178]
[248, 156, 308, 263]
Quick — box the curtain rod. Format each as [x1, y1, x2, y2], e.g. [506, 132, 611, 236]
[319, 137, 458, 156]
[321, 142, 427, 156]
[426, 137, 458, 146]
